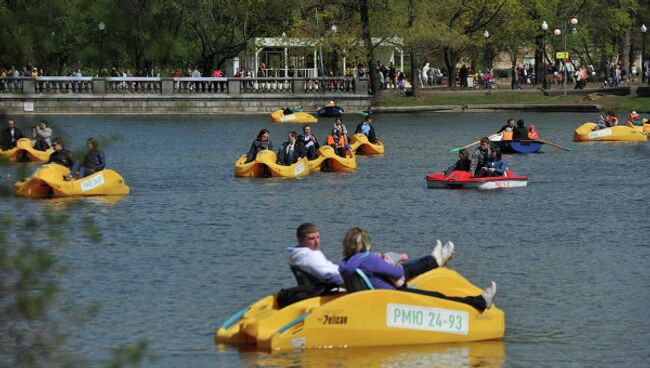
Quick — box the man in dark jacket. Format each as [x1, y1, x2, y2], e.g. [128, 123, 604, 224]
[47, 138, 76, 170]
[513, 119, 529, 140]
[70, 137, 105, 179]
[355, 115, 378, 143]
[297, 125, 319, 160]
[1, 119, 25, 150]
[277, 131, 305, 165]
[470, 137, 491, 177]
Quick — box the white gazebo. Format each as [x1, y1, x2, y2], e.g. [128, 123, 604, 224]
[236, 36, 404, 78]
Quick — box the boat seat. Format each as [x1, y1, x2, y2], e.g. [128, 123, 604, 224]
[342, 268, 374, 293]
[290, 265, 322, 287]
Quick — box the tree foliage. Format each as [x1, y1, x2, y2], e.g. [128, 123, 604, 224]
[0, 0, 645, 82]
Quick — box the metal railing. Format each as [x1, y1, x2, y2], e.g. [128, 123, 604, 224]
[105, 77, 162, 94]
[36, 76, 94, 94]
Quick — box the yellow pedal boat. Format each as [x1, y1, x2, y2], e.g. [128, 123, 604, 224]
[349, 133, 385, 155]
[573, 122, 647, 142]
[234, 150, 309, 178]
[307, 146, 356, 173]
[15, 164, 130, 198]
[270, 110, 318, 123]
[0, 138, 53, 162]
[215, 268, 504, 351]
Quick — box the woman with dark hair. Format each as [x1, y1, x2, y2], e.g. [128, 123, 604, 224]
[485, 148, 506, 177]
[246, 129, 273, 163]
[69, 137, 105, 179]
[338, 227, 497, 312]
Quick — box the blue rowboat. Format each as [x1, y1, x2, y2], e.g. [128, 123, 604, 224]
[490, 140, 543, 154]
[317, 106, 344, 118]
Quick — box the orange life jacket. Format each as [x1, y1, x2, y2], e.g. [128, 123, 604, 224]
[528, 131, 538, 140]
[327, 135, 345, 148]
[503, 131, 513, 141]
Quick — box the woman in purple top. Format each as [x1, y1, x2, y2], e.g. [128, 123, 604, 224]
[338, 227, 497, 311]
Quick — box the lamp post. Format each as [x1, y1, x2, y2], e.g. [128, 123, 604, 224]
[642, 24, 647, 83]
[98, 21, 106, 77]
[552, 17, 577, 96]
[541, 21, 549, 90]
[483, 30, 490, 72]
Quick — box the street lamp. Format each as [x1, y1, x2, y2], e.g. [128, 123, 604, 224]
[98, 21, 106, 77]
[642, 24, 647, 83]
[483, 30, 490, 72]
[552, 17, 577, 96]
[541, 21, 549, 89]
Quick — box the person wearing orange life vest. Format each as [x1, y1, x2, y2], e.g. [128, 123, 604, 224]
[595, 111, 618, 130]
[326, 129, 350, 157]
[625, 111, 642, 127]
[605, 111, 618, 127]
[528, 124, 539, 140]
[497, 118, 515, 140]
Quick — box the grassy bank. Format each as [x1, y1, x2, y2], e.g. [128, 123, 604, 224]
[374, 92, 650, 113]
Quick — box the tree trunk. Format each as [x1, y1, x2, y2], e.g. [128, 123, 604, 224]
[407, 0, 418, 98]
[358, 0, 381, 96]
[444, 47, 456, 88]
[622, 28, 631, 75]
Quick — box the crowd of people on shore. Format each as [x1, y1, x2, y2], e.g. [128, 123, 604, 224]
[245, 115, 379, 165]
[0, 119, 106, 180]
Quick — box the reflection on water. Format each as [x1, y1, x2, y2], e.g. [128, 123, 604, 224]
[1, 113, 648, 367]
[241, 340, 504, 368]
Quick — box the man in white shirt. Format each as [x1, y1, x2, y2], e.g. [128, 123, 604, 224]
[287, 223, 343, 286]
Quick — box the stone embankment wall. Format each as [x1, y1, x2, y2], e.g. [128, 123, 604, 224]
[0, 77, 371, 115]
[0, 95, 372, 115]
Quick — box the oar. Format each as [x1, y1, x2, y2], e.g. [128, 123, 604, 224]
[536, 139, 574, 152]
[449, 134, 500, 153]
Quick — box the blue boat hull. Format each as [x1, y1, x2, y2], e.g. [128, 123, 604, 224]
[317, 106, 344, 117]
[491, 140, 543, 154]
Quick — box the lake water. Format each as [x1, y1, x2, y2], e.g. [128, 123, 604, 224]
[1, 112, 648, 367]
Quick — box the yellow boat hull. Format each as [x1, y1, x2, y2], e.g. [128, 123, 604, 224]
[349, 133, 385, 155]
[307, 146, 356, 173]
[0, 138, 53, 162]
[573, 122, 647, 142]
[270, 110, 318, 123]
[254, 340, 505, 367]
[14, 164, 130, 197]
[234, 150, 309, 178]
[215, 268, 504, 351]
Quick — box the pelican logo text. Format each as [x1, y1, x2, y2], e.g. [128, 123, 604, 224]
[322, 314, 348, 325]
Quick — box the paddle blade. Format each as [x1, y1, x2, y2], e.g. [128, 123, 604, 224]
[449, 147, 461, 153]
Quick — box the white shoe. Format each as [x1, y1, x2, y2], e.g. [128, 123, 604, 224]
[441, 241, 455, 266]
[432, 240, 444, 266]
[482, 281, 497, 309]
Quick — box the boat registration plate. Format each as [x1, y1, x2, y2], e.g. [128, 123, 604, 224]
[588, 129, 612, 139]
[386, 303, 468, 335]
[80, 173, 105, 192]
[294, 161, 305, 176]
